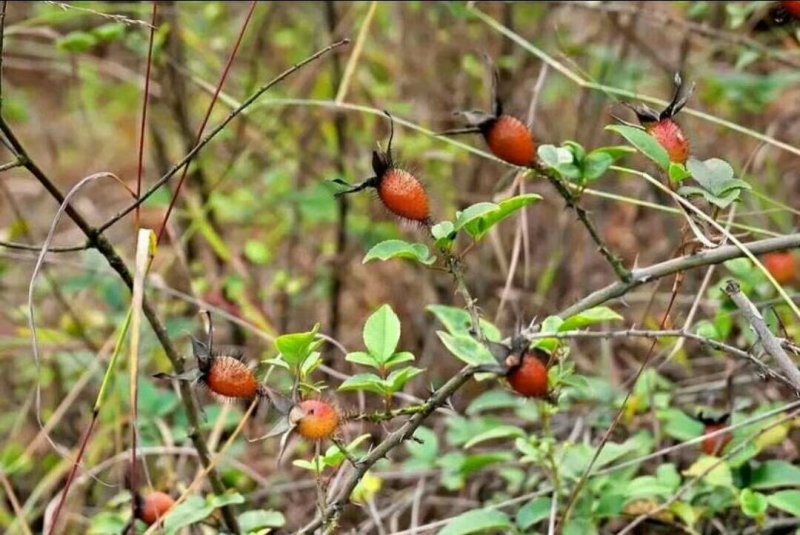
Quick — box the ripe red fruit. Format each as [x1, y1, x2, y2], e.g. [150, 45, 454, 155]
[484, 115, 537, 167]
[205, 355, 259, 400]
[764, 251, 796, 284]
[136, 491, 175, 525]
[334, 111, 430, 225]
[440, 61, 537, 167]
[783, 1, 800, 18]
[699, 413, 732, 456]
[290, 399, 340, 441]
[506, 351, 550, 398]
[627, 73, 694, 164]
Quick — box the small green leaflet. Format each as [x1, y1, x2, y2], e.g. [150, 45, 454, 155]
[362, 239, 435, 265]
[606, 124, 670, 170]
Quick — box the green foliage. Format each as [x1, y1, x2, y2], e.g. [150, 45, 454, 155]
[606, 124, 670, 169]
[680, 157, 751, 209]
[454, 195, 542, 241]
[163, 492, 245, 534]
[538, 142, 632, 184]
[292, 434, 371, 472]
[362, 239, 436, 265]
[439, 509, 514, 535]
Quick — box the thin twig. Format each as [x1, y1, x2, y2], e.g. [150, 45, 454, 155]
[724, 280, 800, 392]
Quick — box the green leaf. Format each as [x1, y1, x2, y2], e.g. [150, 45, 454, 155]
[686, 158, 734, 196]
[767, 490, 800, 516]
[362, 239, 435, 265]
[749, 460, 800, 489]
[590, 145, 636, 161]
[321, 433, 372, 468]
[466, 391, 520, 415]
[345, 351, 379, 369]
[668, 162, 691, 183]
[386, 366, 424, 392]
[625, 476, 674, 502]
[57, 31, 98, 53]
[164, 493, 245, 534]
[437, 331, 497, 367]
[384, 351, 415, 369]
[274, 325, 322, 369]
[337, 373, 387, 395]
[683, 455, 733, 488]
[363, 304, 401, 364]
[92, 22, 126, 43]
[237, 510, 285, 533]
[432, 220, 456, 241]
[439, 508, 513, 535]
[559, 306, 623, 331]
[582, 151, 613, 181]
[517, 497, 552, 530]
[427, 304, 502, 342]
[739, 489, 768, 519]
[606, 124, 670, 169]
[537, 144, 572, 168]
[464, 425, 526, 449]
[244, 240, 272, 265]
[454, 202, 498, 231]
[563, 140, 587, 161]
[659, 409, 704, 442]
[456, 195, 542, 241]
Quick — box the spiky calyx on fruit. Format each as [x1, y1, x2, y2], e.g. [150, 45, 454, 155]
[763, 251, 796, 284]
[136, 491, 175, 525]
[290, 399, 340, 441]
[627, 73, 694, 164]
[333, 111, 431, 225]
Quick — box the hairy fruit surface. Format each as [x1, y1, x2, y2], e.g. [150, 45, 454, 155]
[206, 355, 259, 400]
[292, 400, 339, 441]
[646, 119, 689, 164]
[378, 169, 430, 223]
[484, 115, 537, 167]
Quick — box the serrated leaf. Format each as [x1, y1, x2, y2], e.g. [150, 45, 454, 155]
[337, 373, 387, 395]
[460, 194, 542, 240]
[464, 425, 525, 448]
[363, 304, 401, 363]
[427, 305, 502, 342]
[345, 351, 379, 369]
[437, 331, 497, 366]
[362, 239, 435, 265]
[559, 306, 623, 331]
[767, 490, 800, 516]
[606, 124, 670, 169]
[439, 508, 513, 535]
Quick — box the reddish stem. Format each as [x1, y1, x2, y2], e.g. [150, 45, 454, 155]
[155, 0, 257, 245]
[134, 2, 158, 233]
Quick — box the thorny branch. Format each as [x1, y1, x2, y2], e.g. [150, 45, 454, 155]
[3, 38, 350, 534]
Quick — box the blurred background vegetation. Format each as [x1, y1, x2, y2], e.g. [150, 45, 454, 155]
[1, 1, 800, 533]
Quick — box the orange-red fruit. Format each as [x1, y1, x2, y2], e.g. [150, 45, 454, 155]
[206, 356, 259, 400]
[295, 400, 339, 440]
[485, 115, 537, 167]
[139, 491, 175, 525]
[507, 353, 549, 398]
[783, 1, 800, 18]
[702, 423, 732, 456]
[378, 169, 430, 223]
[646, 119, 689, 164]
[764, 251, 796, 284]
